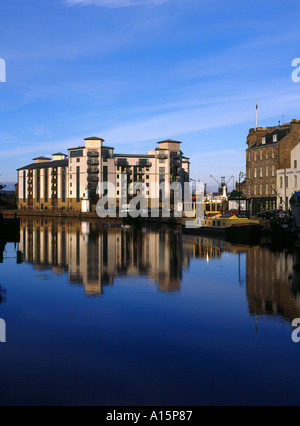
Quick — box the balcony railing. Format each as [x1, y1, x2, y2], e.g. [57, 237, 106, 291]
[87, 150, 99, 157]
[115, 159, 129, 167]
[87, 182, 98, 190]
[138, 160, 152, 167]
[87, 158, 100, 166]
[87, 167, 99, 174]
[87, 175, 99, 182]
[157, 153, 168, 159]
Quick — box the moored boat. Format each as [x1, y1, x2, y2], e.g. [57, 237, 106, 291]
[192, 213, 261, 243]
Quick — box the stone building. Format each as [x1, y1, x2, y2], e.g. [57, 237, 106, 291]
[276, 142, 300, 209]
[17, 137, 190, 213]
[245, 119, 300, 212]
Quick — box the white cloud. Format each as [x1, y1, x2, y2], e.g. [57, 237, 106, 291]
[65, 0, 169, 8]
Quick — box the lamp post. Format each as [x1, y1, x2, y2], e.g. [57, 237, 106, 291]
[238, 171, 246, 214]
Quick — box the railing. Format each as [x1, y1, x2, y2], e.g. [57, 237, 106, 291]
[87, 182, 98, 190]
[157, 153, 168, 159]
[87, 158, 100, 166]
[87, 175, 99, 182]
[87, 150, 99, 157]
[138, 160, 152, 167]
[87, 167, 99, 174]
[115, 159, 129, 167]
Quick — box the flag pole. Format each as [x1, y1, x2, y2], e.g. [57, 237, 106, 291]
[256, 100, 258, 129]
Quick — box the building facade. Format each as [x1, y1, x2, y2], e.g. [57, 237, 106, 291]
[245, 119, 300, 212]
[17, 137, 190, 212]
[276, 142, 300, 209]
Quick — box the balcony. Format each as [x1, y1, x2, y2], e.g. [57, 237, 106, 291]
[87, 182, 98, 190]
[87, 175, 99, 182]
[170, 158, 180, 166]
[138, 160, 152, 168]
[87, 158, 100, 166]
[87, 167, 99, 174]
[115, 159, 129, 167]
[87, 150, 99, 157]
[157, 153, 168, 159]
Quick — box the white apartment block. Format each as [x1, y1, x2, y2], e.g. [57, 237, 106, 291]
[17, 137, 190, 212]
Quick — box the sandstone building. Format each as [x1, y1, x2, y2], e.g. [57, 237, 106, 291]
[245, 119, 300, 212]
[17, 137, 190, 212]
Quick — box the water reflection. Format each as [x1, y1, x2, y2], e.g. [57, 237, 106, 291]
[16, 217, 300, 322]
[17, 217, 251, 295]
[246, 243, 300, 322]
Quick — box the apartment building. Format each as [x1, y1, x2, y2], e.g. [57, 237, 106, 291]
[245, 119, 300, 212]
[17, 137, 190, 212]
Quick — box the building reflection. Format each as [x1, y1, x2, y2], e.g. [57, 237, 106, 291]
[17, 217, 300, 321]
[246, 244, 300, 322]
[18, 217, 249, 295]
[19, 218, 187, 294]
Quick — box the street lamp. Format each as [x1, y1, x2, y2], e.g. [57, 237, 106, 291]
[238, 171, 246, 214]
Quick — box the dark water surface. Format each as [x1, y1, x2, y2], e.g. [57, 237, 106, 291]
[1, 217, 300, 406]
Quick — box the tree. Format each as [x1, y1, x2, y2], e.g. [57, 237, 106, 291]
[229, 189, 243, 199]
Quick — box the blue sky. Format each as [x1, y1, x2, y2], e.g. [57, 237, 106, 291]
[0, 0, 300, 191]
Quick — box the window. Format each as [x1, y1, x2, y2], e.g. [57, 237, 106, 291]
[254, 185, 257, 195]
[266, 185, 268, 195]
[248, 152, 251, 161]
[36, 169, 40, 202]
[62, 167, 66, 203]
[273, 134, 277, 143]
[294, 160, 298, 168]
[294, 175, 298, 187]
[260, 167, 263, 178]
[70, 149, 83, 158]
[260, 151, 262, 160]
[76, 166, 80, 202]
[254, 152, 257, 161]
[44, 169, 48, 202]
[254, 168, 257, 178]
[248, 169, 251, 179]
[272, 166, 275, 177]
[266, 150, 269, 159]
[266, 166, 269, 177]
[262, 137, 266, 144]
[23, 170, 26, 201]
[280, 176, 283, 188]
[260, 185, 262, 195]
[103, 166, 108, 183]
[272, 148, 275, 159]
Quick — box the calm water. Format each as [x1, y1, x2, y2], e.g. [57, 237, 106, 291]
[1, 217, 300, 406]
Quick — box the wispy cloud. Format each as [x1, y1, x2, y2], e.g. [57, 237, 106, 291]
[64, 0, 169, 8]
